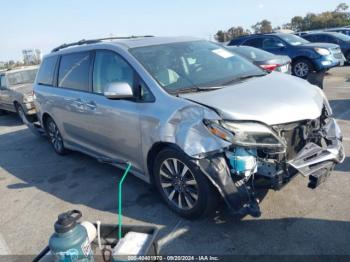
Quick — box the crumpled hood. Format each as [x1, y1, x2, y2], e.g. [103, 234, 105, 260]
[181, 72, 324, 125]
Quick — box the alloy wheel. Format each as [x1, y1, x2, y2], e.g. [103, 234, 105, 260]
[159, 158, 199, 210]
[47, 120, 64, 153]
[294, 62, 309, 78]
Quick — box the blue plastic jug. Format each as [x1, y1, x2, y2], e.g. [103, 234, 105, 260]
[49, 210, 93, 262]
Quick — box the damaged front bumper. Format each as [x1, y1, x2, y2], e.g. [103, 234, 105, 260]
[196, 118, 345, 218]
[288, 118, 345, 176]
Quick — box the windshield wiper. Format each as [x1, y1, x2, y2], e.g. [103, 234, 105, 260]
[170, 86, 223, 95]
[221, 73, 266, 86]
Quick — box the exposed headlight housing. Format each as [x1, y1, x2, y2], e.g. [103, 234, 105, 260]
[204, 120, 286, 149]
[23, 95, 34, 103]
[203, 120, 234, 143]
[314, 47, 331, 56]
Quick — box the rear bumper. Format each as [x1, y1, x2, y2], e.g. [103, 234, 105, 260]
[288, 118, 345, 176]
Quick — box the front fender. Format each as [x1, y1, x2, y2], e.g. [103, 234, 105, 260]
[159, 105, 231, 158]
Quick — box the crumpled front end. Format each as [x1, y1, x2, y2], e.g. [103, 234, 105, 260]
[194, 111, 345, 217]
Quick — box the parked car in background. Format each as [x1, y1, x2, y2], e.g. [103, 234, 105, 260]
[33, 36, 344, 219]
[0, 66, 38, 122]
[228, 33, 343, 79]
[325, 27, 350, 36]
[301, 32, 350, 63]
[226, 45, 291, 73]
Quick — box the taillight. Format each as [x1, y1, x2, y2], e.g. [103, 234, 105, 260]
[260, 64, 279, 71]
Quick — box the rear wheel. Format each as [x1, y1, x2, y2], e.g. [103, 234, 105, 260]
[292, 58, 313, 79]
[153, 148, 218, 219]
[44, 117, 67, 155]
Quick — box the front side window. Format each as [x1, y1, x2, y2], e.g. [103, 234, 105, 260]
[262, 37, 285, 49]
[0, 75, 6, 88]
[58, 52, 91, 91]
[130, 41, 264, 94]
[93, 50, 134, 94]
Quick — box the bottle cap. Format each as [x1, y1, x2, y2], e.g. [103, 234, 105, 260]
[54, 210, 82, 233]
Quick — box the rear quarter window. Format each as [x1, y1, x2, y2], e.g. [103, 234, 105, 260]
[36, 56, 58, 86]
[243, 38, 263, 48]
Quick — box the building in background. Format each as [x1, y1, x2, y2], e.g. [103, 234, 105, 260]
[22, 49, 42, 65]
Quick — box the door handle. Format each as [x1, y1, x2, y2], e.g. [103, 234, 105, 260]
[72, 98, 84, 110]
[86, 101, 97, 110]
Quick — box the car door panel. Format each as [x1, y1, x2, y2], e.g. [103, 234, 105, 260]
[74, 49, 143, 170]
[79, 93, 143, 171]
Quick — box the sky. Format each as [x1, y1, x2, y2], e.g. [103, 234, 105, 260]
[1, 0, 348, 61]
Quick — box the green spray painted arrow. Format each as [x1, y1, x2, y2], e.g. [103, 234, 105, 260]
[118, 163, 132, 240]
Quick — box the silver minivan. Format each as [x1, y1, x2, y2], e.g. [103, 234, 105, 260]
[34, 37, 344, 219]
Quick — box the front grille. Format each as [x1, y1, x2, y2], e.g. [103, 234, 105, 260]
[273, 119, 321, 160]
[331, 48, 343, 59]
[280, 125, 307, 160]
[334, 53, 343, 59]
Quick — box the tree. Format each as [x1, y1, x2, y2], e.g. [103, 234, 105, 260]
[215, 30, 227, 42]
[214, 3, 350, 42]
[214, 26, 251, 42]
[290, 16, 304, 31]
[252, 20, 273, 34]
[335, 3, 349, 12]
[227, 26, 250, 39]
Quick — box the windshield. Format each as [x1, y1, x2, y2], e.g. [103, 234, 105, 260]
[279, 34, 309, 46]
[227, 46, 275, 61]
[333, 32, 350, 41]
[130, 41, 265, 93]
[7, 69, 38, 86]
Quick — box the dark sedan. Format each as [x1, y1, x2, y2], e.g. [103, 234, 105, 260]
[226, 45, 291, 73]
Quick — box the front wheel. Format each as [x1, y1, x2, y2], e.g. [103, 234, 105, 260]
[345, 51, 350, 64]
[153, 148, 218, 219]
[45, 117, 67, 155]
[15, 104, 28, 123]
[292, 59, 313, 79]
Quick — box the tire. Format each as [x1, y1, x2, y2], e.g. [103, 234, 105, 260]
[15, 103, 28, 123]
[292, 58, 314, 79]
[44, 116, 67, 155]
[345, 51, 350, 64]
[153, 148, 218, 219]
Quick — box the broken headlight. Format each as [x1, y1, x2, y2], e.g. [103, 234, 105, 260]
[220, 121, 286, 149]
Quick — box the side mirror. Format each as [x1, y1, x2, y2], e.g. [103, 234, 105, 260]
[104, 82, 134, 99]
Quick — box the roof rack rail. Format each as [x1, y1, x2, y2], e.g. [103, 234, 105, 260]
[51, 35, 154, 52]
